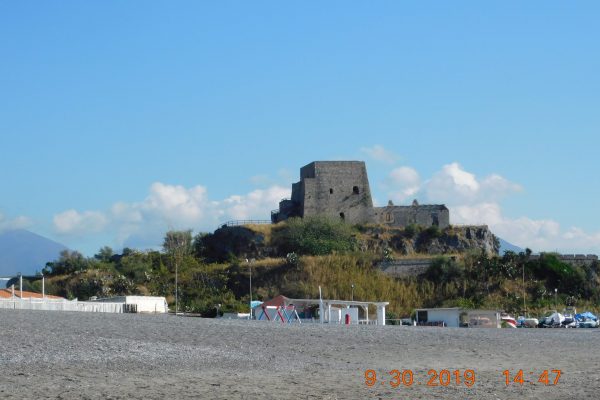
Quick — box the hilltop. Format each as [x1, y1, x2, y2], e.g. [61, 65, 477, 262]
[200, 221, 498, 261]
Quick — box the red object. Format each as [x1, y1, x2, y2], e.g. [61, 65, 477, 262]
[345, 313, 351, 325]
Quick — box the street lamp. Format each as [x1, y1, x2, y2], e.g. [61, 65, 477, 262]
[351, 284, 355, 302]
[246, 258, 255, 319]
[175, 259, 178, 315]
[554, 288, 558, 310]
[522, 262, 526, 316]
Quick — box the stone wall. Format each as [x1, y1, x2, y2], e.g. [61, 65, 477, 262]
[373, 204, 450, 229]
[378, 258, 435, 278]
[529, 253, 598, 267]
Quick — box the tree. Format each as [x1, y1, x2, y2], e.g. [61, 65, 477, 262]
[94, 246, 114, 262]
[163, 230, 193, 257]
[42, 250, 89, 276]
[192, 232, 209, 259]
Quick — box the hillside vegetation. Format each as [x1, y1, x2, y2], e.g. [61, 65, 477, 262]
[31, 217, 600, 318]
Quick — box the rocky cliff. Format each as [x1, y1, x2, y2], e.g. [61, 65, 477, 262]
[199, 224, 499, 262]
[358, 225, 499, 256]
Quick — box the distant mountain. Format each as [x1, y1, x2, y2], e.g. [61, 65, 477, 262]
[0, 230, 68, 277]
[498, 237, 525, 255]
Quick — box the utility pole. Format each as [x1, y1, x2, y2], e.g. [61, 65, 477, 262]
[522, 262, 526, 316]
[165, 230, 190, 316]
[246, 258, 255, 319]
[175, 256, 178, 315]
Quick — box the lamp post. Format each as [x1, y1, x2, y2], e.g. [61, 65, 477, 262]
[246, 258, 255, 319]
[351, 284, 355, 302]
[522, 262, 526, 316]
[168, 232, 187, 317]
[554, 288, 558, 310]
[175, 258, 178, 315]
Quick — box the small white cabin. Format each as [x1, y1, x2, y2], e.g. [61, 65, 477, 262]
[415, 307, 500, 328]
[90, 296, 168, 313]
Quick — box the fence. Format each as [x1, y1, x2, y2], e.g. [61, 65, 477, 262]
[220, 220, 272, 227]
[0, 298, 137, 313]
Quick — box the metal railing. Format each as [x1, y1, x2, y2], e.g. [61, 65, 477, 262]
[220, 220, 272, 228]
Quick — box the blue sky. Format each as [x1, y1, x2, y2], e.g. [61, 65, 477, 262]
[1, 2, 599, 256]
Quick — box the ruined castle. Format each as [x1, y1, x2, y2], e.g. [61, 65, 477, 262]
[271, 161, 450, 228]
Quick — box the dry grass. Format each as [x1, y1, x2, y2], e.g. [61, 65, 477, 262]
[243, 223, 275, 244]
[288, 254, 435, 316]
[250, 257, 286, 269]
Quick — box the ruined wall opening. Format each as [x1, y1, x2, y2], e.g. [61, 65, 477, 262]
[329, 188, 333, 194]
[352, 186, 359, 194]
[340, 212, 345, 220]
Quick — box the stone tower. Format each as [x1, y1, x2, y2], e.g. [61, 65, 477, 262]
[271, 161, 374, 224]
[271, 160, 450, 229]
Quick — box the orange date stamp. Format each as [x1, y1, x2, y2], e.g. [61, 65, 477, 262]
[364, 369, 563, 388]
[364, 369, 476, 388]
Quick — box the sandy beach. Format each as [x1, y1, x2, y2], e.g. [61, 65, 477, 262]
[1, 309, 598, 399]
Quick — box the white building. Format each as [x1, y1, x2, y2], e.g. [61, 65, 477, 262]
[90, 296, 168, 313]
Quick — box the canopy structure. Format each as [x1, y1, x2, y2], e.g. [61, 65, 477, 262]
[253, 295, 389, 325]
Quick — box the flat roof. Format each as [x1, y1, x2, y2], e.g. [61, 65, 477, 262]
[285, 298, 389, 307]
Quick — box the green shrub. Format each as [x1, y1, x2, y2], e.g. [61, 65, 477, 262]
[403, 224, 419, 239]
[272, 216, 357, 255]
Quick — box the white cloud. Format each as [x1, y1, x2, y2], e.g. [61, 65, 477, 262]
[380, 161, 600, 253]
[141, 182, 212, 225]
[480, 174, 523, 201]
[360, 144, 399, 165]
[53, 210, 108, 235]
[428, 165, 597, 253]
[221, 186, 289, 220]
[385, 162, 522, 206]
[52, 182, 290, 248]
[421, 162, 522, 205]
[0, 212, 32, 232]
[425, 162, 480, 202]
[460, 205, 600, 254]
[387, 166, 421, 202]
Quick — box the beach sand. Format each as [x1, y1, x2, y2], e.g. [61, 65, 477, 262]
[0, 309, 597, 399]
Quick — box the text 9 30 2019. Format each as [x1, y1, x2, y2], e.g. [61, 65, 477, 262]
[364, 369, 476, 388]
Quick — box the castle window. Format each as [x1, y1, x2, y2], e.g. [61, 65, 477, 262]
[352, 186, 359, 194]
[339, 212, 345, 220]
[329, 188, 333, 194]
[385, 213, 392, 222]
